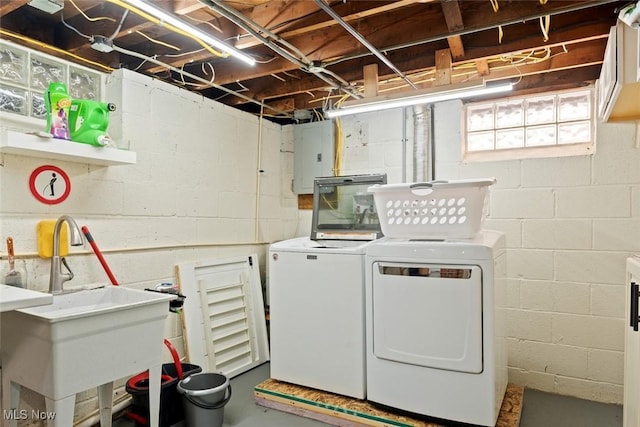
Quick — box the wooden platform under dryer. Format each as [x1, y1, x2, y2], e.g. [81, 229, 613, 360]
[255, 379, 523, 427]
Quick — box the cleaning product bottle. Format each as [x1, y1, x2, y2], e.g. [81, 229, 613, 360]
[68, 99, 116, 147]
[44, 82, 72, 140]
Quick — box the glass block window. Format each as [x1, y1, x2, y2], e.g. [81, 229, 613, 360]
[0, 40, 103, 118]
[464, 88, 594, 155]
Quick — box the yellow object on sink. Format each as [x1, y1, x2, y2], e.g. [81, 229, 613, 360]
[37, 220, 68, 258]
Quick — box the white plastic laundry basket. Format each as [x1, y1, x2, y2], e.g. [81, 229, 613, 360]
[368, 178, 496, 239]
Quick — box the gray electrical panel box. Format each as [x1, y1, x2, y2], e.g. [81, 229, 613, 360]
[293, 120, 335, 194]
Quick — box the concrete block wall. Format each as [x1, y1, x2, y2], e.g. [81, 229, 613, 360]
[0, 68, 297, 424]
[325, 100, 637, 405]
[337, 109, 414, 182]
[434, 100, 638, 404]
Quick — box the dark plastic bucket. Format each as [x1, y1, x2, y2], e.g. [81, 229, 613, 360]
[177, 372, 232, 427]
[126, 362, 202, 427]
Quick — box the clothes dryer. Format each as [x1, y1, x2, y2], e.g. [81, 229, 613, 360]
[365, 231, 507, 426]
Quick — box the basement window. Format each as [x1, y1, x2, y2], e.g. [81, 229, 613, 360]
[0, 39, 103, 121]
[462, 87, 595, 162]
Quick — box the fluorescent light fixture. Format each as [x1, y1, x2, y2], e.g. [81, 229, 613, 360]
[120, 0, 255, 66]
[325, 81, 513, 118]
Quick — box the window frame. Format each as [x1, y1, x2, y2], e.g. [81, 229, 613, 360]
[461, 86, 596, 163]
[0, 39, 105, 127]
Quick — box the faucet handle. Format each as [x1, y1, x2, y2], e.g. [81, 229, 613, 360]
[60, 257, 75, 282]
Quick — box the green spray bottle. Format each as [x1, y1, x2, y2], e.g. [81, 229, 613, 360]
[44, 82, 72, 140]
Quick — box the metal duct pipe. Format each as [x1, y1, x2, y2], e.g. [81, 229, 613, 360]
[428, 104, 435, 181]
[402, 106, 408, 183]
[313, 0, 418, 90]
[412, 105, 433, 182]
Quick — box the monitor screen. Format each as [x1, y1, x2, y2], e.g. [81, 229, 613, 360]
[311, 174, 387, 240]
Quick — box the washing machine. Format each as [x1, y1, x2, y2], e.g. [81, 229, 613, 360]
[365, 230, 507, 426]
[269, 237, 370, 398]
[268, 174, 386, 399]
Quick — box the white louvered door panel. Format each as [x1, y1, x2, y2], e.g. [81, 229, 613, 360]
[178, 254, 269, 378]
[199, 272, 254, 375]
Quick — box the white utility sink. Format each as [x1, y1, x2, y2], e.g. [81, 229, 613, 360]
[18, 285, 169, 321]
[1, 286, 174, 427]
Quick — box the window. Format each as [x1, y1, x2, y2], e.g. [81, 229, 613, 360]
[463, 88, 595, 161]
[0, 40, 103, 120]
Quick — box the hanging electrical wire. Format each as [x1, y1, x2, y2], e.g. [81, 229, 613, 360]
[163, 49, 204, 58]
[108, 8, 129, 40]
[538, 0, 552, 46]
[135, 30, 181, 50]
[489, 0, 504, 44]
[539, 15, 551, 42]
[69, 0, 116, 23]
[60, 14, 91, 39]
[110, 43, 292, 117]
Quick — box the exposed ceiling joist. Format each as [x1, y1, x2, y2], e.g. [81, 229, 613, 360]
[0, 0, 625, 122]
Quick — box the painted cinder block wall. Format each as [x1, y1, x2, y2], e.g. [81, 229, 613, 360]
[0, 68, 297, 424]
[1, 64, 636, 425]
[332, 100, 638, 404]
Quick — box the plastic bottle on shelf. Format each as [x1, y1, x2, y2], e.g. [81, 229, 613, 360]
[68, 100, 116, 147]
[44, 82, 72, 140]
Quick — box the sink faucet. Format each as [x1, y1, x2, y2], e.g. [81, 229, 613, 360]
[49, 215, 84, 294]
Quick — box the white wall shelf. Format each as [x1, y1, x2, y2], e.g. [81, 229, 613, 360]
[0, 129, 136, 166]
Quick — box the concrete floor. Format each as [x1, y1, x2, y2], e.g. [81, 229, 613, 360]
[114, 362, 623, 427]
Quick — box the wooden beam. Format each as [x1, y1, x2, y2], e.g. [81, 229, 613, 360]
[511, 65, 601, 94]
[440, 0, 465, 59]
[435, 49, 452, 86]
[363, 64, 379, 98]
[446, 35, 465, 59]
[266, 97, 295, 112]
[0, 0, 28, 16]
[233, 0, 437, 50]
[441, 0, 464, 31]
[173, 0, 206, 15]
[177, 4, 612, 86]
[475, 59, 490, 76]
[232, 38, 606, 107]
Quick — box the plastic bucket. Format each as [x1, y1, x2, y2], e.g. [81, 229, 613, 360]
[177, 372, 232, 427]
[126, 363, 202, 427]
[125, 339, 201, 427]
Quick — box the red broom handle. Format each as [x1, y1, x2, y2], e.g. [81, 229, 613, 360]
[81, 226, 119, 286]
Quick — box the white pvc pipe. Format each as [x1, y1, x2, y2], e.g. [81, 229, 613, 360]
[254, 105, 265, 242]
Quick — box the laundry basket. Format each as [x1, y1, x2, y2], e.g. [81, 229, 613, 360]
[368, 178, 496, 239]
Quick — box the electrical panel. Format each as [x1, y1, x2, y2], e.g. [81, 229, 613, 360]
[293, 120, 335, 194]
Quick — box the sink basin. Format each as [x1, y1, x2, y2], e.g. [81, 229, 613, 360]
[18, 285, 170, 321]
[1, 286, 174, 426]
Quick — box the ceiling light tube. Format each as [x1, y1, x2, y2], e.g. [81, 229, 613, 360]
[325, 82, 513, 118]
[120, 0, 255, 66]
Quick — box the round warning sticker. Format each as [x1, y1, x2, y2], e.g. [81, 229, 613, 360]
[29, 165, 71, 205]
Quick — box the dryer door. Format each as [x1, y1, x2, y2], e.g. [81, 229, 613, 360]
[371, 262, 483, 373]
